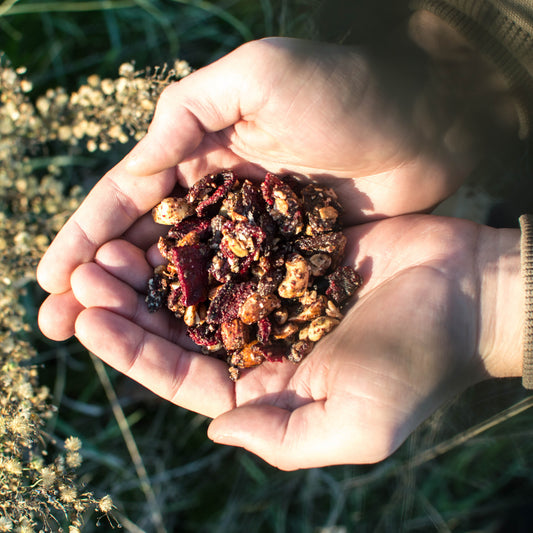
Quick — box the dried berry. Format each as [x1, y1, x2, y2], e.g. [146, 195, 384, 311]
[146, 171, 362, 379]
[326, 266, 363, 305]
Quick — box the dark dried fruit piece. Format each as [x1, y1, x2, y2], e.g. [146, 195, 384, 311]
[188, 170, 237, 217]
[146, 273, 168, 312]
[261, 173, 304, 236]
[295, 232, 347, 257]
[188, 322, 222, 351]
[301, 184, 342, 235]
[326, 266, 363, 305]
[206, 281, 256, 324]
[289, 340, 314, 363]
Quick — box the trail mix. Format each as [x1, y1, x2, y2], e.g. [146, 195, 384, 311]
[146, 170, 362, 380]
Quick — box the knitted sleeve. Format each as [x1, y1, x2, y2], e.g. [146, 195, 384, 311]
[520, 215, 533, 388]
[409, 0, 533, 139]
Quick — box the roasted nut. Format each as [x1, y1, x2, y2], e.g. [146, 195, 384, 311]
[325, 299, 343, 320]
[183, 305, 200, 327]
[152, 197, 194, 225]
[223, 235, 249, 257]
[289, 340, 314, 363]
[230, 341, 265, 368]
[220, 319, 250, 351]
[228, 366, 240, 381]
[308, 253, 331, 277]
[272, 307, 289, 325]
[272, 322, 299, 340]
[277, 254, 309, 299]
[299, 325, 310, 340]
[239, 293, 281, 325]
[307, 316, 340, 342]
[290, 293, 327, 322]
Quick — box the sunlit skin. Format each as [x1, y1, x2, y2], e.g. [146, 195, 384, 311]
[36, 38, 523, 469]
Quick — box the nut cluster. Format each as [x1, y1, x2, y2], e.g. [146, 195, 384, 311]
[146, 171, 362, 380]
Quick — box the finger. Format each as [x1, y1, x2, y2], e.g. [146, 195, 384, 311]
[208, 399, 396, 470]
[124, 42, 262, 177]
[146, 243, 165, 268]
[70, 261, 191, 348]
[122, 212, 168, 251]
[36, 161, 176, 295]
[94, 239, 153, 293]
[75, 308, 235, 418]
[38, 291, 85, 341]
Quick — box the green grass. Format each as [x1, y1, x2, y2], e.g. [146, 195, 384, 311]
[3, 0, 533, 531]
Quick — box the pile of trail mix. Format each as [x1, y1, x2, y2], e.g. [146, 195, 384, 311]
[146, 170, 362, 380]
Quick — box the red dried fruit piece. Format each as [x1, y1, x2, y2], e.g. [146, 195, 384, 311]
[256, 342, 285, 362]
[261, 173, 304, 236]
[326, 266, 363, 305]
[168, 218, 211, 241]
[206, 281, 256, 324]
[187, 170, 236, 217]
[187, 322, 222, 350]
[172, 244, 210, 306]
[257, 317, 272, 344]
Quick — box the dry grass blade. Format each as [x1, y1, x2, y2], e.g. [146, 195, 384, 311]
[408, 394, 533, 468]
[91, 353, 168, 533]
[343, 394, 533, 490]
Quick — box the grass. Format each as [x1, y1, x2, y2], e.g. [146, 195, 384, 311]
[2, 0, 533, 531]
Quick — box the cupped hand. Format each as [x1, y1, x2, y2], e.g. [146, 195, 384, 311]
[37, 37, 467, 302]
[42, 214, 520, 470]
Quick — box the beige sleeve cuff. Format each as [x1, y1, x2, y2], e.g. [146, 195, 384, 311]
[520, 214, 533, 388]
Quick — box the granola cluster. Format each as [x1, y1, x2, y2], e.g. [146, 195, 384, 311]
[146, 171, 362, 380]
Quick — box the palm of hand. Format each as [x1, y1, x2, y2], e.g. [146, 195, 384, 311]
[62, 215, 483, 469]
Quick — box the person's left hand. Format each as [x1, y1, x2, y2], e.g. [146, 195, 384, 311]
[43, 214, 522, 469]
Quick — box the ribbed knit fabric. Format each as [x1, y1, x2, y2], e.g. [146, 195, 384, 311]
[409, 0, 533, 139]
[520, 215, 533, 388]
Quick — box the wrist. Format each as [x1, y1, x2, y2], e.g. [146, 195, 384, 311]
[476, 226, 524, 380]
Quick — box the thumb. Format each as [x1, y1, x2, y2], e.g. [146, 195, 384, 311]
[207, 400, 383, 470]
[124, 43, 258, 177]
